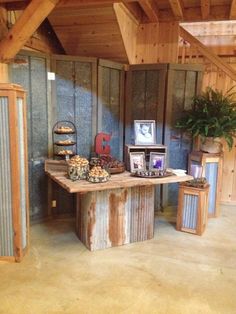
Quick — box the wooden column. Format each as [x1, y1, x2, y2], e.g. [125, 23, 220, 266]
[0, 84, 29, 262]
[0, 62, 8, 82]
[0, 6, 8, 82]
[188, 152, 223, 218]
[76, 186, 155, 251]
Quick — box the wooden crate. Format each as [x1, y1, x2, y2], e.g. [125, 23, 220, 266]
[0, 84, 29, 262]
[188, 151, 223, 218]
[177, 184, 209, 236]
[125, 144, 167, 171]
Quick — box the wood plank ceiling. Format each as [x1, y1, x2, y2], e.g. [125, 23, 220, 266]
[1, 0, 236, 62]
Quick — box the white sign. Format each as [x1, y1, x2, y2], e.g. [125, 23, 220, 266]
[47, 72, 55, 80]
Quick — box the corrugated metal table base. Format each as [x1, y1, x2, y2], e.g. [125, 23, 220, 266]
[176, 184, 209, 236]
[76, 186, 155, 251]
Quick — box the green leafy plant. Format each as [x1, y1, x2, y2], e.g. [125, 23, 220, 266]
[175, 87, 236, 150]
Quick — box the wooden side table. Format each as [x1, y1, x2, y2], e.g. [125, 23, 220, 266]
[188, 151, 223, 218]
[177, 184, 209, 236]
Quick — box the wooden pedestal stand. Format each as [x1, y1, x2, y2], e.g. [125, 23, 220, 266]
[188, 151, 223, 218]
[177, 184, 209, 236]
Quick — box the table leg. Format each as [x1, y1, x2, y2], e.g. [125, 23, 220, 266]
[76, 185, 155, 251]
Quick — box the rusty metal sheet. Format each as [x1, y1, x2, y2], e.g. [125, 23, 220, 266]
[76, 186, 155, 251]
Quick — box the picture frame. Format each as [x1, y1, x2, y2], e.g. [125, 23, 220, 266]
[129, 152, 146, 173]
[134, 120, 156, 145]
[149, 152, 166, 171]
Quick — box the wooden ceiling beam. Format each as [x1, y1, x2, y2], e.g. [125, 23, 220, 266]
[138, 0, 158, 22]
[230, 0, 236, 19]
[180, 26, 236, 81]
[0, 5, 8, 39]
[168, 0, 184, 20]
[201, 0, 210, 20]
[0, 0, 60, 63]
[57, 0, 136, 7]
[122, 1, 143, 23]
[5, 2, 30, 10]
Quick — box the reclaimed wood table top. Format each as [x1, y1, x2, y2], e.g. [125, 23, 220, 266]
[45, 168, 193, 194]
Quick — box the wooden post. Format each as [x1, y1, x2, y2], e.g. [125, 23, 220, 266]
[0, 6, 8, 82]
[0, 62, 8, 82]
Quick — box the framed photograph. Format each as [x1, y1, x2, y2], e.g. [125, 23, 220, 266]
[130, 152, 146, 173]
[149, 152, 166, 171]
[134, 120, 156, 145]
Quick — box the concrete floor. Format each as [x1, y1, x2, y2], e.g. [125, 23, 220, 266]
[0, 205, 236, 314]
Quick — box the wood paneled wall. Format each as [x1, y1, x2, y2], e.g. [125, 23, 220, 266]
[136, 22, 179, 64]
[115, 4, 179, 64]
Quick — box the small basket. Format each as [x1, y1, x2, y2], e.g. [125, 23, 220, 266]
[67, 164, 89, 181]
[87, 175, 109, 183]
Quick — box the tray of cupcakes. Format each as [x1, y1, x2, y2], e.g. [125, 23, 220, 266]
[90, 154, 125, 174]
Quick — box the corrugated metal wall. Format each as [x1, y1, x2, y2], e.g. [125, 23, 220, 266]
[98, 62, 124, 161]
[0, 98, 14, 256]
[10, 53, 49, 222]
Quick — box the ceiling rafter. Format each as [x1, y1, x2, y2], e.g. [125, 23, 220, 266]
[122, 1, 143, 23]
[230, 0, 236, 19]
[138, 0, 158, 22]
[0, 0, 60, 62]
[168, 0, 184, 20]
[201, 0, 210, 20]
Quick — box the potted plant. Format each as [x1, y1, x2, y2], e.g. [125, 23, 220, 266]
[175, 87, 236, 153]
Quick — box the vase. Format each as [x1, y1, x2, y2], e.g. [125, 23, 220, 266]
[200, 137, 223, 154]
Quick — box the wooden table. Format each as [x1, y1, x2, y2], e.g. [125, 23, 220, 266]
[45, 160, 193, 251]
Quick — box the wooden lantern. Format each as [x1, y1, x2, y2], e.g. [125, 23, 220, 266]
[188, 151, 223, 218]
[0, 83, 29, 262]
[177, 184, 209, 236]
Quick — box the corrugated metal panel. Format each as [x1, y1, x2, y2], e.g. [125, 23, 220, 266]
[0, 97, 14, 256]
[77, 186, 154, 251]
[75, 61, 93, 159]
[182, 193, 198, 230]
[17, 98, 27, 249]
[11, 54, 50, 221]
[205, 163, 218, 215]
[99, 67, 122, 160]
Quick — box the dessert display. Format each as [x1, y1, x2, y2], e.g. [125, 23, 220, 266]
[131, 169, 173, 178]
[55, 139, 75, 146]
[87, 166, 110, 183]
[90, 154, 125, 174]
[180, 177, 208, 188]
[54, 126, 74, 134]
[53, 121, 77, 159]
[67, 155, 89, 181]
[57, 149, 73, 155]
